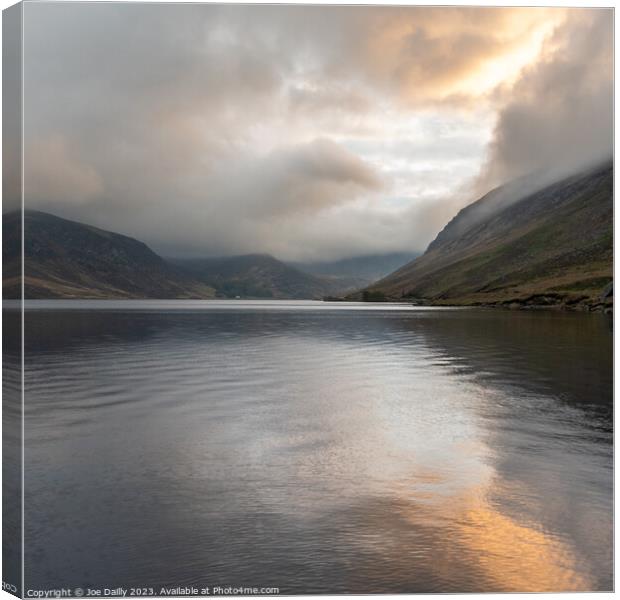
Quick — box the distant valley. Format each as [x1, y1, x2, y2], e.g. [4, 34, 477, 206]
[3, 210, 415, 300]
[290, 252, 419, 290]
[171, 254, 357, 300]
[3, 162, 613, 308]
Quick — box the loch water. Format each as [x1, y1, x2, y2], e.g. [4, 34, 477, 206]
[12, 301, 613, 593]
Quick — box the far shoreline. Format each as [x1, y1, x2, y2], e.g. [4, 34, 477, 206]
[3, 296, 612, 314]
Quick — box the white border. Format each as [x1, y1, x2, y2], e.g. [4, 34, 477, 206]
[0, 2, 616, 600]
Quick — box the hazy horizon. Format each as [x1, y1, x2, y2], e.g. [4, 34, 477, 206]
[5, 4, 613, 261]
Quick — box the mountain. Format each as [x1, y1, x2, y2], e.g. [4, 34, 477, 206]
[359, 162, 613, 310]
[291, 252, 419, 290]
[3, 210, 401, 301]
[3, 210, 216, 299]
[171, 254, 345, 299]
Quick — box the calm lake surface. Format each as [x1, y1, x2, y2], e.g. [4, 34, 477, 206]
[18, 300, 613, 593]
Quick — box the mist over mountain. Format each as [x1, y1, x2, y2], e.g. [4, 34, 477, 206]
[358, 161, 612, 310]
[3, 156, 612, 307]
[290, 252, 419, 288]
[3, 211, 392, 300]
[170, 254, 357, 300]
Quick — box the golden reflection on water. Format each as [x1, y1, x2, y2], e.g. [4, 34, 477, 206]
[392, 465, 593, 591]
[380, 474, 593, 592]
[457, 490, 590, 591]
[369, 382, 594, 592]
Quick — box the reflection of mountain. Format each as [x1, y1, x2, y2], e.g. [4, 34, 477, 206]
[386, 308, 613, 412]
[3, 211, 216, 299]
[360, 163, 613, 310]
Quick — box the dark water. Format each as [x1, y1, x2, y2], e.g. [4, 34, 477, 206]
[18, 301, 613, 593]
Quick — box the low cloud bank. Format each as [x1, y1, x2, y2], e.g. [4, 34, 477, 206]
[11, 5, 613, 261]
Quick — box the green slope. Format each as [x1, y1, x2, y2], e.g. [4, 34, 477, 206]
[362, 162, 613, 310]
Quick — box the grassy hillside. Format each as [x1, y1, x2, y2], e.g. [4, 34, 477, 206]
[3, 210, 216, 299]
[361, 162, 612, 310]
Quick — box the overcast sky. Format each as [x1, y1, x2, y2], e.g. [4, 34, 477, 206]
[13, 3, 613, 261]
